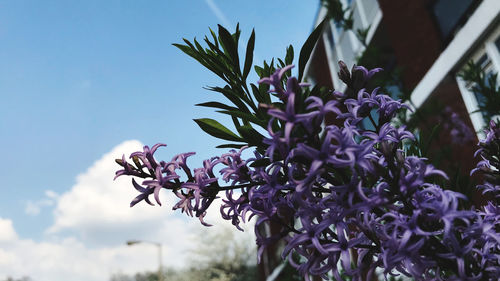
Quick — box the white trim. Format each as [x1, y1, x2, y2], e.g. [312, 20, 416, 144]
[266, 261, 287, 281]
[322, 27, 343, 89]
[456, 76, 487, 136]
[305, 0, 382, 92]
[484, 27, 500, 71]
[354, 0, 369, 29]
[322, 32, 341, 87]
[366, 9, 382, 44]
[410, 0, 500, 109]
[455, 21, 500, 135]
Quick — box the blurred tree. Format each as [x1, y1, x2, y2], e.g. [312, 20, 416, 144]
[110, 226, 257, 281]
[1, 277, 32, 281]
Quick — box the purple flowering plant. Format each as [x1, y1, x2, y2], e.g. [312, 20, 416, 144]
[115, 23, 499, 280]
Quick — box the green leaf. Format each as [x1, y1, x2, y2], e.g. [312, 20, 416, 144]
[216, 143, 247, 149]
[218, 24, 240, 73]
[251, 83, 270, 104]
[298, 18, 326, 82]
[254, 65, 264, 78]
[285, 45, 294, 65]
[173, 42, 226, 82]
[237, 125, 264, 146]
[278, 58, 285, 68]
[243, 29, 255, 79]
[195, 101, 238, 111]
[217, 110, 266, 127]
[209, 27, 219, 48]
[193, 118, 243, 142]
[205, 86, 249, 112]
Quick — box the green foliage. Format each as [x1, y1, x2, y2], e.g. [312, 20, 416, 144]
[1, 277, 32, 281]
[173, 22, 328, 153]
[298, 18, 327, 82]
[193, 118, 243, 142]
[321, 0, 353, 30]
[110, 227, 257, 281]
[458, 60, 500, 121]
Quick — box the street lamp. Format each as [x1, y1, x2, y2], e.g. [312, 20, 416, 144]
[126, 240, 163, 281]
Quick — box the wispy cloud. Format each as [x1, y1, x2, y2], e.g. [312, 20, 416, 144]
[204, 0, 232, 29]
[24, 190, 58, 216]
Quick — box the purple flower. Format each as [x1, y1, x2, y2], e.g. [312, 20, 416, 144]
[219, 147, 250, 185]
[172, 190, 194, 217]
[337, 61, 382, 98]
[141, 166, 179, 206]
[343, 88, 379, 120]
[220, 189, 250, 231]
[116, 64, 500, 281]
[258, 64, 294, 100]
[375, 94, 410, 124]
[263, 120, 289, 161]
[258, 65, 309, 101]
[130, 143, 166, 171]
[130, 178, 155, 207]
[267, 92, 314, 144]
[114, 154, 142, 179]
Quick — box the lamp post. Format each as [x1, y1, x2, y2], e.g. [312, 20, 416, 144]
[126, 240, 163, 281]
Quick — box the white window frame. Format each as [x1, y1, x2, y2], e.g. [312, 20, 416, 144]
[319, 0, 383, 92]
[456, 24, 500, 136]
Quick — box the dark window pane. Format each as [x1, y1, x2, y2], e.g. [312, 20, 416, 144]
[432, 0, 475, 39]
[477, 54, 490, 70]
[495, 35, 500, 52]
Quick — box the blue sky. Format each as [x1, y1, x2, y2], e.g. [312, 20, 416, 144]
[0, 1, 318, 279]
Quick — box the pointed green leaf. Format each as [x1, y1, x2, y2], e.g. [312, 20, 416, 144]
[205, 86, 249, 112]
[237, 125, 265, 146]
[218, 24, 240, 73]
[254, 65, 264, 78]
[209, 27, 219, 48]
[194, 118, 243, 142]
[277, 58, 285, 68]
[216, 143, 247, 149]
[195, 102, 238, 111]
[285, 45, 294, 65]
[217, 110, 266, 127]
[243, 29, 255, 79]
[298, 18, 326, 81]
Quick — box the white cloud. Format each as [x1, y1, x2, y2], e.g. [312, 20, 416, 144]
[25, 190, 58, 216]
[0, 222, 165, 281]
[0, 140, 256, 281]
[0, 218, 17, 241]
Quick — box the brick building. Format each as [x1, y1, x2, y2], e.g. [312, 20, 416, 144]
[259, 1, 500, 280]
[303, 0, 500, 197]
[306, 0, 499, 140]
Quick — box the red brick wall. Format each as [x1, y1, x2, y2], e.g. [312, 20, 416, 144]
[308, 36, 334, 89]
[378, 0, 443, 90]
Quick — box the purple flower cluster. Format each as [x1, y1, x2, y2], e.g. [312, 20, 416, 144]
[441, 107, 475, 144]
[116, 63, 499, 280]
[472, 120, 500, 202]
[115, 144, 250, 226]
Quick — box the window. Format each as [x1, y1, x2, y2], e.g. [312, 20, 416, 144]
[320, 0, 382, 91]
[456, 26, 500, 134]
[431, 0, 476, 40]
[465, 54, 496, 121]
